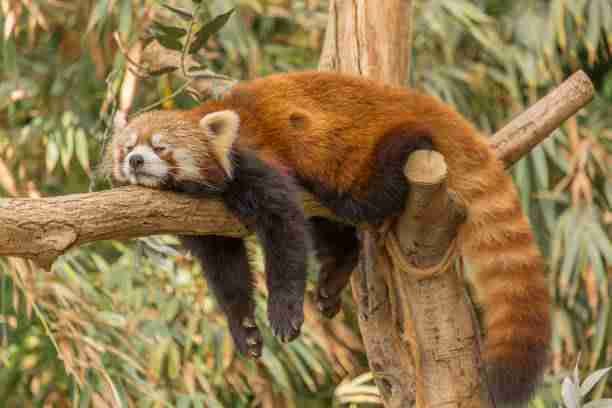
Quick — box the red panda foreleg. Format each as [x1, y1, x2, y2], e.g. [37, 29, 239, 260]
[223, 148, 310, 343]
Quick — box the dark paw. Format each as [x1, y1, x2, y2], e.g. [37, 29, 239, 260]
[229, 316, 263, 358]
[267, 295, 304, 343]
[316, 286, 343, 318]
[316, 265, 347, 319]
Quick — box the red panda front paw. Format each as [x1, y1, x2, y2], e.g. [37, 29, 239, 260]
[228, 316, 263, 358]
[267, 295, 304, 343]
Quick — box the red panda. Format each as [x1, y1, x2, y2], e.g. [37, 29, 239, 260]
[109, 71, 551, 405]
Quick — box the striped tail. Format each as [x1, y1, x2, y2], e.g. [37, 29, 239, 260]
[455, 150, 551, 406]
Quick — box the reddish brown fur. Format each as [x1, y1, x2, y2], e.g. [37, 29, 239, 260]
[132, 71, 551, 403]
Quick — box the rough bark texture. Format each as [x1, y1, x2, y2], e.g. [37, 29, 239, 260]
[319, 0, 412, 85]
[0, 189, 332, 269]
[491, 70, 595, 168]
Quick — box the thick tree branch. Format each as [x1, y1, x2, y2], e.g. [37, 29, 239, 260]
[492, 70, 594, 168]
[0, 189, 332, 268]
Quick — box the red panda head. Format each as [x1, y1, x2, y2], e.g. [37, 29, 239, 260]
[109, 109, 240, 190]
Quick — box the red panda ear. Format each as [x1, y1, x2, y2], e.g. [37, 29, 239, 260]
[200, 110, 240, 177]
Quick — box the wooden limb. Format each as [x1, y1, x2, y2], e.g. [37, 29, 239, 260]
[0, 188, 332, 269]
[491, 70, 594, 168]
[389, 151, 491, 406]
[319, 0, 412, 85]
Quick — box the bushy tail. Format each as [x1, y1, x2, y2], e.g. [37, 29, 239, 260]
[454, 151, 551, 406]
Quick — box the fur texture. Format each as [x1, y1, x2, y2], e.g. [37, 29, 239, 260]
[109, 71, 551, 405]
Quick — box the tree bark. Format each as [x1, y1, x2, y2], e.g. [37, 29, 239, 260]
[491, 70, 594, 168]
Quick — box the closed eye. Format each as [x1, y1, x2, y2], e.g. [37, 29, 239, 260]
[153, 146, 167, 154]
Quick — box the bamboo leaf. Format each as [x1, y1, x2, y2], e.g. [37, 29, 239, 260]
[562, 377, 580, 408]
[161, 4, 193, 21]
[587, 222, 612, 265]
[46, 138, 60, 174]
[580, 367, 611, 397]
[583, 399, 612, 408]
[189, 9, 235, 54]
[153, 34, 184, 52]
[531, 145, 549, 190]
[75, 129, 90, 174]
[151, 21, 188, 39]
[86, 0, 109, 32]
[61, 127, 75, 172]
[119, 0, 133, 37]
[590, 301, 610, 369]
[167, 340, 181, 380]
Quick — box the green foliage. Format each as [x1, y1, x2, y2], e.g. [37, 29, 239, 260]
[561, 357, 611, 408]
[1, 0, 610, 406]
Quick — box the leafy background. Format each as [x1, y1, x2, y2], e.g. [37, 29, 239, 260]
[0, 0, 611, 406]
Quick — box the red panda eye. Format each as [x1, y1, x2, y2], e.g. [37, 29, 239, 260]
[153, 146, 166, 154]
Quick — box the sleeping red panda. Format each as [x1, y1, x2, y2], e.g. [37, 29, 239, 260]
[108, 71, 551, 406]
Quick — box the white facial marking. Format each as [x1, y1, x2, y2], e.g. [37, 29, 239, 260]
[122, 145, 169, 186]
[173, 148, 200, 180]
[125, 131, 138, 148]
[151, 133, 163, 146]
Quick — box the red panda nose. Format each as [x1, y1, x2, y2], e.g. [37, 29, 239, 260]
[129, 154, 144, 170]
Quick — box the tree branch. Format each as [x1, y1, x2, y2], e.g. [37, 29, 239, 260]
[492, 70, 594, 168]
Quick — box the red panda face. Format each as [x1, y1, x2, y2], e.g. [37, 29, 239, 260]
[109, 109, 241, 191]
[114, 131, 172, 187]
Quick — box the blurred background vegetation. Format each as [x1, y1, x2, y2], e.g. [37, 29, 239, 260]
[0, 0, 610, 406]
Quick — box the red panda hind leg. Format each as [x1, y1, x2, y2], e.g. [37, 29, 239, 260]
[310, 217, 360, 318]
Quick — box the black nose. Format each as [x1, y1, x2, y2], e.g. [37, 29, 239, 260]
[129, 154, 144, 169]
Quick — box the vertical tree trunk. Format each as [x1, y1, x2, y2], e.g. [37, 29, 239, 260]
[319, 2, 493, 407]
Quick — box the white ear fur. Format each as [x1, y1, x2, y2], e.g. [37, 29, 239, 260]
[113, 111, 128, 131]
[200, 110, 240, 177]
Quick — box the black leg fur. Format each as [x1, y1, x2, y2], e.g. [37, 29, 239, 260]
[223, 148, 310, 343]
[310, 217, 359, 318]
[179, 235, 262, 357]
[301, 132, 433, 224]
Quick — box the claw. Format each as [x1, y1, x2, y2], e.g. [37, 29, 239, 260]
[291, 320, 301, 332]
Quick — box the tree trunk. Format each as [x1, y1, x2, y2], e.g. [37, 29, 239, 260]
[320, 1, 491, 406]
